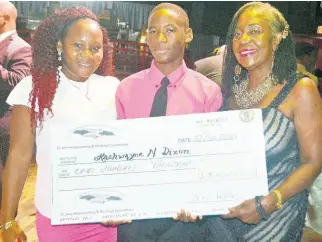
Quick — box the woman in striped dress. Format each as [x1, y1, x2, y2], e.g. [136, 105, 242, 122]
[205, 2, 322, 241]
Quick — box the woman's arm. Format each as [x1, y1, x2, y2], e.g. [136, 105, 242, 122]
[0, 105, 35, 223]
[261, 77, 322, 212]
[223, 78, 322, 224]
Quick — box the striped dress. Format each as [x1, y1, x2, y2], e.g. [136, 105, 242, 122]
[206, 78, 308, 242]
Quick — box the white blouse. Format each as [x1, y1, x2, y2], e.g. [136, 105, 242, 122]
[7, 70, 120, 218]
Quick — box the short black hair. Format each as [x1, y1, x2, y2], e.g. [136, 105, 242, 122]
[149, 3, 189, 29]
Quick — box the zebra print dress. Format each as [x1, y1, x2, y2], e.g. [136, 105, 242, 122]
[206, 79, 308, 242]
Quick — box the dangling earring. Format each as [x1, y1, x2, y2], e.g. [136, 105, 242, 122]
[234, 64, 242, 85]
[232, 64, 242, 98]
[58, 51, 62, 62]
[269, 52, 278, 85]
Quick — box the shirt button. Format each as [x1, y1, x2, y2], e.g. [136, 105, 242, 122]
[155, 85, 158, 88]
[173, 85, 177, 88]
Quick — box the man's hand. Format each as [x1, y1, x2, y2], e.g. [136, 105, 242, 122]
[101, 220, 132, 226]
[173, 209, 202, 223]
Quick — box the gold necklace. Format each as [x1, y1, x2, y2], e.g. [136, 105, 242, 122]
[233, 76, 277, 109]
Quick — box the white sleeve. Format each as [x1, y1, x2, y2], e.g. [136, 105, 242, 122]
[101, 75, 120, 98]
[105, 76, 120, 90]
[6, 75, 38, 112]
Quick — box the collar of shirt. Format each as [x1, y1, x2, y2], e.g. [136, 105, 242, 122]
[0, 30, 16, 43]
[147, 60, 187, 88]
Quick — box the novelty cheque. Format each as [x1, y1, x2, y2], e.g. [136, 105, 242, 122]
[50, 109, 268, 225]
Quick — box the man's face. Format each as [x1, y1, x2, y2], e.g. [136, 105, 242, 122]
[58, 18, 103, 82]
[146, 9, 192, 65]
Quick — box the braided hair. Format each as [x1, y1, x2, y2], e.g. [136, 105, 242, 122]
[30, 6, 114, 126]
[222, 2, 298, 100]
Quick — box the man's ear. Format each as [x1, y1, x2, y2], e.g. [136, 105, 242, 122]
[4, 14, 10, 22]
[57, 41, 63, 53]
[185, 28, 193, 44]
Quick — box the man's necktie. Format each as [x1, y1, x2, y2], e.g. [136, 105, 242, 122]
[150, 77, 170, 117]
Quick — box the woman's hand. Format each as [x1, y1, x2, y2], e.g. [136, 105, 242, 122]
[2, 222, 27, 242]
[222, 194, 277, 224]
[173, 209, 202, 223]
[222, 198, 262, 224]
[101, 220, 132, 226]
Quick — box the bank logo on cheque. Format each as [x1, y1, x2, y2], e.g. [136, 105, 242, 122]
[72, 125, 117, 139]
[239, 110, 254, 123]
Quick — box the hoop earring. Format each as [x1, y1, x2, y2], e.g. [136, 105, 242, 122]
[234, 64, 242, 84]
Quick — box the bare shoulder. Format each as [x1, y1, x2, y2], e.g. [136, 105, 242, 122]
[295, 77, 316, 89]
[289, 77, 322, 113]
[291, 77, 320, 100]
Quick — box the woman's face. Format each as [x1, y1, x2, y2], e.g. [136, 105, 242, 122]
[232, 8, 277, 72]
[58, 18, 103, 82]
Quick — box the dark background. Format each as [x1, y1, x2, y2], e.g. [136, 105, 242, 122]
[134, 1, 322, 36]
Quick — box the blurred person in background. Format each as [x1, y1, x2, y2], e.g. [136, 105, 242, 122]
[194, 45, 226, 87]
[295, 42, 318, 84]
[0, 0, 32, 211]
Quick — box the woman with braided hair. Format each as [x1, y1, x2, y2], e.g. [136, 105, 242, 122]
[202, 2, 322, 242]
[0, 6, 121, 241]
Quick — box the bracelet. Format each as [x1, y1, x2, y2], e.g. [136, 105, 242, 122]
[272, 189, 283, 209]
[0, 220, 16, 232]
[255, 196, 270, 220]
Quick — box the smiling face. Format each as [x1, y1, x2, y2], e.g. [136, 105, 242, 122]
[146, 8, 192, 69]
[58, 18, 103, 82]
[232, 8, 278, 72]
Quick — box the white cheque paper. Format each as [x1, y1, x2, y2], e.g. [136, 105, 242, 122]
[50, 109, 268, 225]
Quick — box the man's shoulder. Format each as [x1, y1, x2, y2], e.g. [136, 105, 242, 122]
[118, 69, 148, 88]
[187, 68, 220, 88]
[10, 34, 31, 48]
[7, 35, 31, 57]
